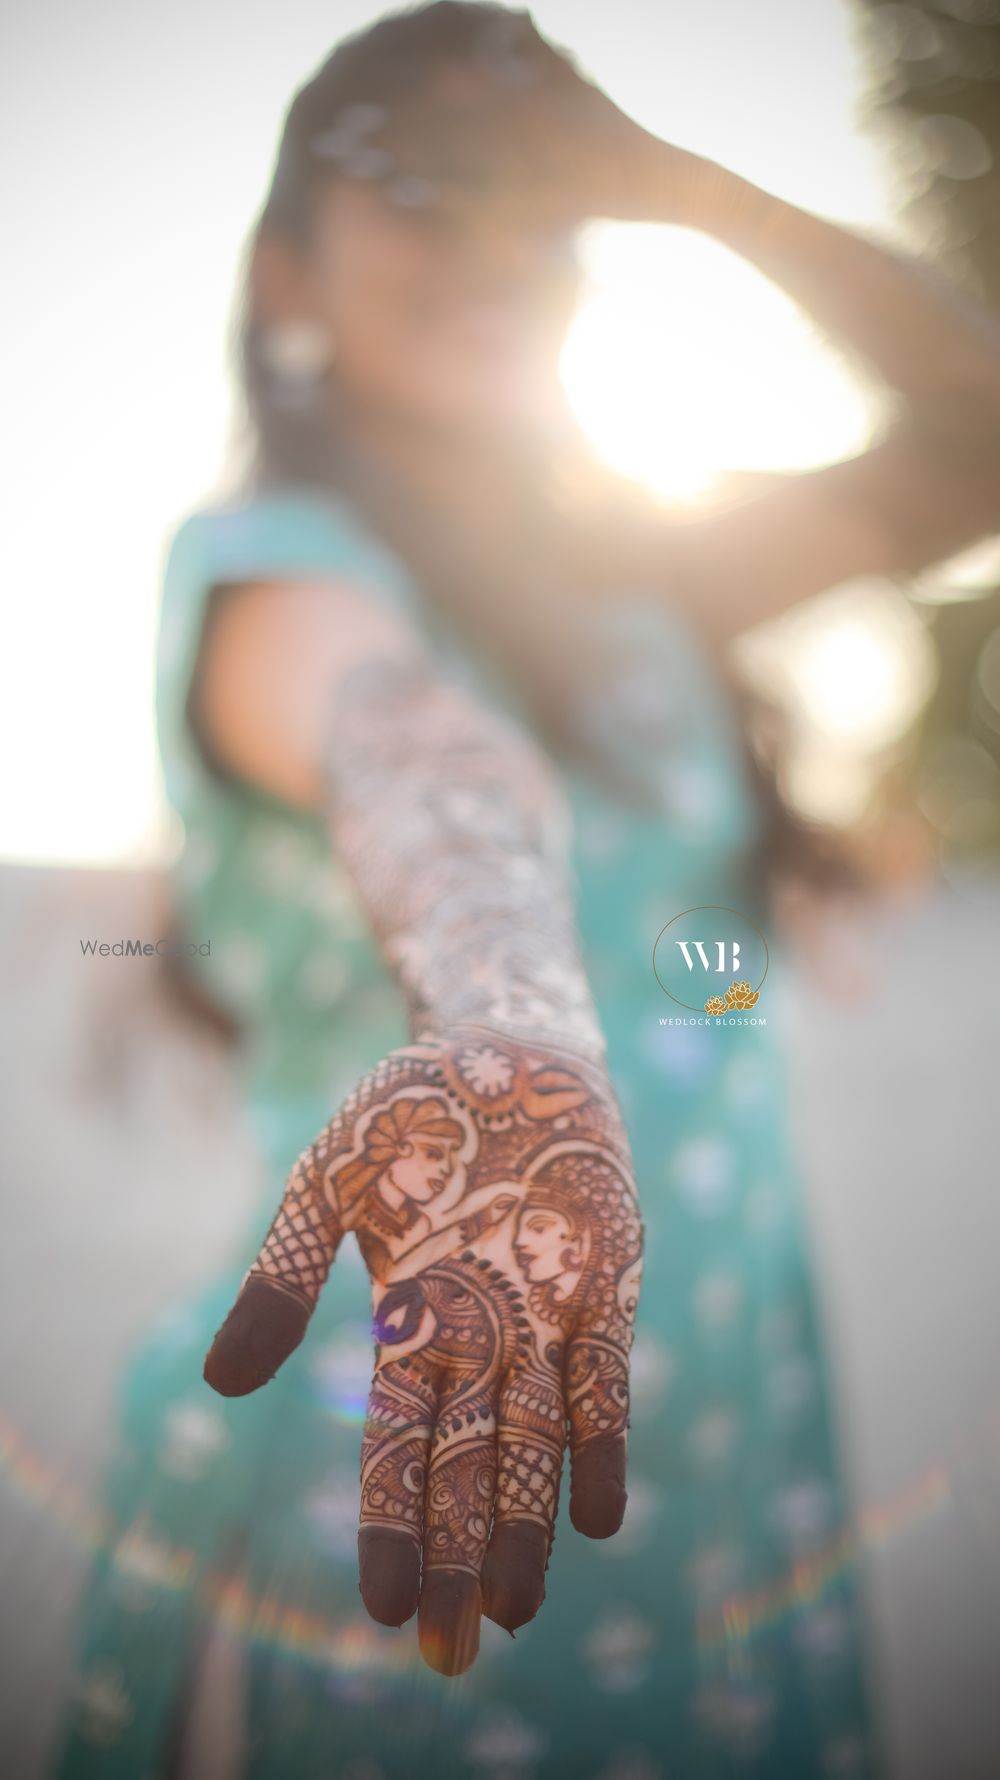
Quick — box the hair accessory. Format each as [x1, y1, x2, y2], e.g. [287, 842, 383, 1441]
[310, 102, 398, 180]
[257, 320, 335, 410]
[309, 102, 387, 163]
[309, 102, 445, 208]
[474, 13, 543, 88]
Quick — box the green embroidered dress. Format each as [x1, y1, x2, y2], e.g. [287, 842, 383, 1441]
[54, 484, 880, 1780]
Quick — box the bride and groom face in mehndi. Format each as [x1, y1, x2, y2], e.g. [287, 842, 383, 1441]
[337, 1087, 594, 1311]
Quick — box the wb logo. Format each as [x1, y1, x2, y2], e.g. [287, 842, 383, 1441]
[674, 938, 743, 975]
[652, 906, 768, 1015]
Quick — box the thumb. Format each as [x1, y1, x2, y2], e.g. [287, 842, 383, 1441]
[204, 1140, 343, 1397]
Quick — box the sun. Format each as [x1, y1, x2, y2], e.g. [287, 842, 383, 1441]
[560, 220, 879, 504]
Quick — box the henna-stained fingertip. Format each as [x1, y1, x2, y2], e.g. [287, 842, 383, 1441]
[203, 1275, 311, 1396]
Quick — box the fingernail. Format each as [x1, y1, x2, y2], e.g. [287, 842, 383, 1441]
[358, 1527, 420, 1627]
[418, 1569, 481, 1675]
[570, 1433, 628, 1539]
[203, 1275, 310, 1397]
[570, 1477, 626, 1538]
[569, 1424, 622, 1537]
[482, 1521, 548, 1632]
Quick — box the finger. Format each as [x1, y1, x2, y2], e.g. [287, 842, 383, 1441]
[482, 1360, 566, 1634]
[565, 1333, 630, 1539]
[204, 1143, 341, 1397]
[418, 1376, 498, 1677]
[358, 1352, 438, 1628]
[202, 1274, 313, 1399]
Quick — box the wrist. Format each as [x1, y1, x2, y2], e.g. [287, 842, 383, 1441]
[392, 884, 605, 1063]
[412, 998, 608, 1071]
[639, 141, 776, 242]
[418, 1018, 597, 1053]
[680, 160, 774, 239]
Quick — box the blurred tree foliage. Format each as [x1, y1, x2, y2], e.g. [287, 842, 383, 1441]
[854, 0, 1000, 861]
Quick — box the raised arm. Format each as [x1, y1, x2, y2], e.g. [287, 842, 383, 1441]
[456, 80, 1000, 649]
[624, 152, 1000, 648]
[191, 574, 643, 1675]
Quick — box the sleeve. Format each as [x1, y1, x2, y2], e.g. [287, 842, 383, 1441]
[154, 482, 422, 811]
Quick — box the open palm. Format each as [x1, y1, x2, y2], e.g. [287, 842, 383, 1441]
[203, 1025, 644, 1674]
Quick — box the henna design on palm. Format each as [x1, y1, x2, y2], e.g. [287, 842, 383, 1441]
[204, 1028, 643, 1675]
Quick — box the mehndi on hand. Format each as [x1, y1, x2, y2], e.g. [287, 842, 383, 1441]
[204, 1026, 644, 1676]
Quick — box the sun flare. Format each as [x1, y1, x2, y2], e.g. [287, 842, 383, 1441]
[562, 223, 878, 503]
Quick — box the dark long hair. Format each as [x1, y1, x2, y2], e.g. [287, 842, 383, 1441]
[219, 1, 869, 918]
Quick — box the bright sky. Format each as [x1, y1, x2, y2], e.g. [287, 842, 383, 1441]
[1, 0, 911, 863]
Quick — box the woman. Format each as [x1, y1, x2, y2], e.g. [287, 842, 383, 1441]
[54, 5, 1000, 1777]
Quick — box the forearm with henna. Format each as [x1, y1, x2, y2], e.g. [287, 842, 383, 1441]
[321, 654, 608, 1057]
[204, 654, 643, 1676]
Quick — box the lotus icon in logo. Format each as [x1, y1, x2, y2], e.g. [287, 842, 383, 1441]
[652, 905, 769, 1017]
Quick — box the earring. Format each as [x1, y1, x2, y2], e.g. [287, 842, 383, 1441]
[258, 320, 335, 410]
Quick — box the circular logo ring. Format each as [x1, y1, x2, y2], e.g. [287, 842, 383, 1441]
[652, 904, 770, 1013]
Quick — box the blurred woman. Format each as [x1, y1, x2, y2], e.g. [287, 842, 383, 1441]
[54, 5, 1000, 1778]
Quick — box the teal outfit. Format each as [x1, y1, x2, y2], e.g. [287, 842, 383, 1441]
[54, 485, 880, 1779]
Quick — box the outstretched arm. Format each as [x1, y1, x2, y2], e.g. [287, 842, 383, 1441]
[192, 575, 642, 1675]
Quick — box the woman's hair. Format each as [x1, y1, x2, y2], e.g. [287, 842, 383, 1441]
[220, 0, 870, 915]
[227, 2, 580, 496]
